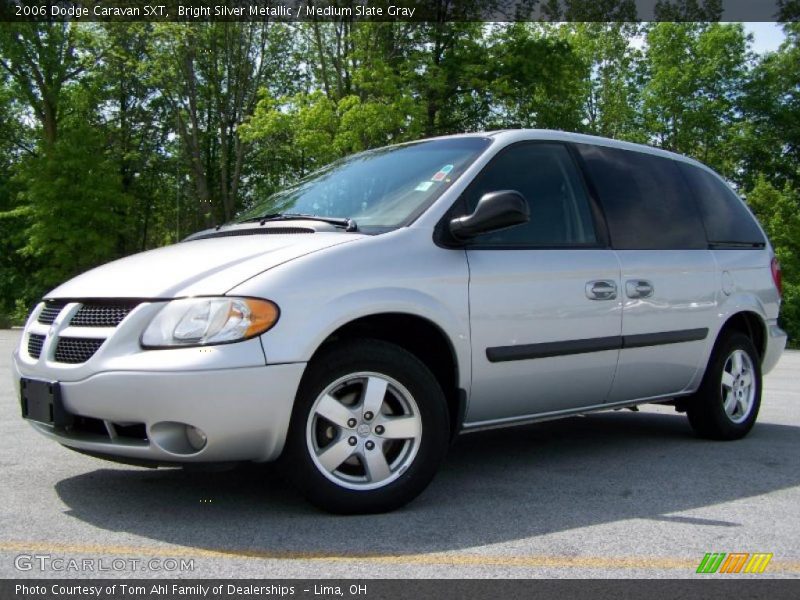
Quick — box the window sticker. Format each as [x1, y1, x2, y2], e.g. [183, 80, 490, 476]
[415, 181, 434, 192]
[431, 164, 454, 182]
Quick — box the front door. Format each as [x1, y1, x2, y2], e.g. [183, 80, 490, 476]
[461, 142, 622, 426]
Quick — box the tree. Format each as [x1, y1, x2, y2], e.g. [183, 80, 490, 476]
[558, 23, 645, 140]
[14, 87, 131, 298]
[641, 22, 749, 176]
[739, 24, 800, 192]
[0, 23, 95, 146]
[777, 0, 798, 20]
[745, 177, 800, 342]
[487, 23, 588, 131]
[541, 0, 637, 20]
[0, 23, 110, 317]
[99, 23, 168, 252]
[0, 70, 34, 322]
[149, 23, 298, 227]
[409, 21, 490, 135]
[653, 0, 723, 21]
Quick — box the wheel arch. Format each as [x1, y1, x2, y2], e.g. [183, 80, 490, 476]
[686, 306, 769, 395]
[311, 312, 466, 439]
[716, 311, 767, 363]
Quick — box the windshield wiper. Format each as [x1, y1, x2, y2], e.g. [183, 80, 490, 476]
[243, 213, 358, 232]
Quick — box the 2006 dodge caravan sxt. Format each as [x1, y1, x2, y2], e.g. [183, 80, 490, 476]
[13, 130, 786, 513]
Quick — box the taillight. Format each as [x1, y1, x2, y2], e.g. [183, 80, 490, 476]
[771, 257, 782, 297]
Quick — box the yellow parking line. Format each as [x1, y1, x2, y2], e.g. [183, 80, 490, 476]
[1, 541, 799, 573]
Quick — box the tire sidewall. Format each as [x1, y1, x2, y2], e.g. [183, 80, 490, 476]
[692, 333, 762, 439]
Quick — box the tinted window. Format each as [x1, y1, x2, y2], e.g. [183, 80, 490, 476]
[576, 144, 707, 250]
[463, 143, 597, 247]
[678, 163, 765, 247]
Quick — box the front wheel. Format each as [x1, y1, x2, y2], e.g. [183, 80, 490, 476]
[686, 332, 762, 440]
[282, 339, 450, 514]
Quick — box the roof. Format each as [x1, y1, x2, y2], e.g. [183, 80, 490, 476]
[433, 129, 709, 171]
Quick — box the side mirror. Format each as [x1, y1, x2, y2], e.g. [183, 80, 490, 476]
[449, 190, 530, 240]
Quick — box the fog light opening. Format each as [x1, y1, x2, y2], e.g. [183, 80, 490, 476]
[186, 425, 207, 451]
[150, 421, 207, 455]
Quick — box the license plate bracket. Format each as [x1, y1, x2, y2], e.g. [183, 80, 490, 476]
[20, 378, 73, 428]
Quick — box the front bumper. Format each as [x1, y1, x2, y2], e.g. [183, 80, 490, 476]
[12, 354, 306, 464]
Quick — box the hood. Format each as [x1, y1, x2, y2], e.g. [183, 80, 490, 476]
[48, 232, 364, 299]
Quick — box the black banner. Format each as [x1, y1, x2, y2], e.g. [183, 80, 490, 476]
[0, 0, 798, 22]
[4, 580, 800, 600]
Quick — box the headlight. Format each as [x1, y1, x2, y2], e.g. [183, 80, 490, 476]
[141, 297, 279, 348]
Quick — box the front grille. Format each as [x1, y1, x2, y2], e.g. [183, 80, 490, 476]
[114, 423, 148, 441]
[70, 303, 138, 327]
[28, 299, 137, 365]
[64, 418, 148, 444]
[27, 334, 46, 359]
[70, 416, 108, 437]
[54, 337, 105, 364]
[37, 301, 66, 325]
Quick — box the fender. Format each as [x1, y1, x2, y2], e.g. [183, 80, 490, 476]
[272, 286, 471, 392]
[228, 228, 472, 393]
[685, 291, 770, 392]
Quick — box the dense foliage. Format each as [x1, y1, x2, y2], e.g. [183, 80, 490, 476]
[0, 20, 798, 344]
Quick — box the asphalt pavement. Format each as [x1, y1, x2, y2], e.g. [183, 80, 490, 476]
[1, 329, 798, 578]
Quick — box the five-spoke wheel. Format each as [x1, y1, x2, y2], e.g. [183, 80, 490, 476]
[720, 349, 756, 424]
[307, 373, 423, 490]
[283, 339, 450, 513]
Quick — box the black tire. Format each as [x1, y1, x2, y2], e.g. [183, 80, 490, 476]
[686, 332, 762, 440]
[281, 339, 450, 514]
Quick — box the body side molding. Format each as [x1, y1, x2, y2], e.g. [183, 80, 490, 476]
[487, 328, 709, 363]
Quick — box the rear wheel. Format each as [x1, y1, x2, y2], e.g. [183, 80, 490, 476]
[282, 339, 449, 513]
[686, 332, 761, 440]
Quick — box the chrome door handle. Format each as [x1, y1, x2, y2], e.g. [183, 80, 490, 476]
[626, 280, 654, 298]
[586, 280, 617, 301]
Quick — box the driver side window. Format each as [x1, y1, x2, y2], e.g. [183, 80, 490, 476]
[463, 143, 597, 247]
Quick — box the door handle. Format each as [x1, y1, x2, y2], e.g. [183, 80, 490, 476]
[586, 280, 617, 301]
[626, 280, 654, 299]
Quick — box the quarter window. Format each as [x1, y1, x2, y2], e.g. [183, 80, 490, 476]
[678, 163, 765, 247]
[462, 143, 597, 247]
[576, 144, 707, 250]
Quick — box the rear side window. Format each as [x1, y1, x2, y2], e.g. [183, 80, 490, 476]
[677, 163, 766, 248]
[576, 144, 707, 250]
[462, 143, 597, 247]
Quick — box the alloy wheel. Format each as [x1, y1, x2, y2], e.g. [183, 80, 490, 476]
[720, 349, 756, 424]
[306, 372, 423, 491]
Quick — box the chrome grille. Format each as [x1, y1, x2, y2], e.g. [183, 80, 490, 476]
[70, 303, 138, 327]
[37, 301, 66, 325]
[54, 338, 105, 364]
[27, 334, 46, 359]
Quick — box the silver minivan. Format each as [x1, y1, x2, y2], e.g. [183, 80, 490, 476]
[12, 130, 786, 513]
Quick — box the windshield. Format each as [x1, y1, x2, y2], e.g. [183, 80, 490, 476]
[236, 137, 491, 230]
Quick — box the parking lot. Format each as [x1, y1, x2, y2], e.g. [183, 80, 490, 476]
[1, 328, 798, 578]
